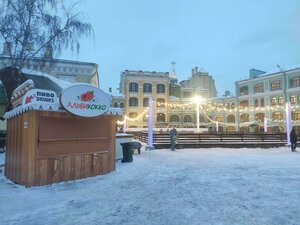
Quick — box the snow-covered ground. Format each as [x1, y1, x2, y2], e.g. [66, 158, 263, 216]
[0, 146, 300, 225]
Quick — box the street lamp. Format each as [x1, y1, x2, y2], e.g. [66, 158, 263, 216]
[193, 96, 204, 133]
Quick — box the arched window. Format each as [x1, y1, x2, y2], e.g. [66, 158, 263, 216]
[215, 115, 223, 122]
[240, 100, 249, 108]
[143, 83, 152, 93]
[278, 96, 283, 105]
[199, 115, 205, 123]
[240, 114, 249, 123]
[183, 115, 192, 123]
[260, 98, 265, 107]
[129, 97, 138, 107]
[129, 82, 138, 92]
[156, 84, 165, 93]
[290, 95, 296, 104]
[170, 115, 180, 122]
[143, 98, 149, 107]
[231, 103, 235, 109]
[156, 113, 165, 122]
[254, 99, 259, 107]
[255, 113, 265, 122]
[227, 114, 235, 123]
[129, 112, 138, 119]
[271, 97, 277, 105]
[113, 102, 118, 108]
[156, 98, 165, 107]
[120, 102, 124, 108]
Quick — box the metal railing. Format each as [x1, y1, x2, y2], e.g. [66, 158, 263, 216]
[131, 132, 288, 144]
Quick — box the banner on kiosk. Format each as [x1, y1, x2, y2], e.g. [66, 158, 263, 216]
[60, 84, 111, 117]
[22, 89, 57, 107]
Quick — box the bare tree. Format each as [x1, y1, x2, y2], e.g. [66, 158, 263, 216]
[0, 0, 93, 69]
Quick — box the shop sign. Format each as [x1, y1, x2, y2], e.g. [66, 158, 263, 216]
[22, 89, 57, 107]
[60, 84, 111, 117]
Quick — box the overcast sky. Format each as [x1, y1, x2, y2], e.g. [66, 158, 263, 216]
[62, 0, 300, 96]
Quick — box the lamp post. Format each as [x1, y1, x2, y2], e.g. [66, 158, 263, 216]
[193, 96, 203, 133]
[146, 96, 155, 150]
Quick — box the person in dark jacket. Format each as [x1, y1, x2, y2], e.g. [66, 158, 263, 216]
[170, 127, 178, 151]
[290, 128, 297, 152]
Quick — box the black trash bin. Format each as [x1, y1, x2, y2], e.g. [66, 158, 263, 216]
[120, 142, 134, 163]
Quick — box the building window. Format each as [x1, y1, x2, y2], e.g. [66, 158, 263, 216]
[143, 98, 149, 107]
[272, 111, 283, 121]
[170, 115, 180, 123]
[156, 98, 165, 107]
[260, 98, 265, 107]
[254, 83, 264, 93]
[215, 115, 223, 122]
[157, 84, 165, 93]
[254, 99, 259, 107]
[278, 96, 283, 105]
[226, 126, 236, 132]
[271, 97, 277, 106]
[240, 100, 249, 108]
[255, 113, 265, 122]
[226, 103, 230, 110]
[156, 113, 165, 122]
[120, 102, 124, 108]
[290, 77, 300, 88]
[199, 115, 205, 123]
[239, 86, 248, 95]
[129, 97, 138, 107]
[292, 110, 300, 121]
[129, 82, 138, 92]
[129, 112, 138, 119]
[143, 83, 152, 93]
[290, 95, 296, 104]
[231, 103, 235, 109]
[184, 115, 192, 123]
[113, 102, 118, 108]
[240, 114, 249, 123]
[227, 115, 235, 123]
[271, 80, 282, 91]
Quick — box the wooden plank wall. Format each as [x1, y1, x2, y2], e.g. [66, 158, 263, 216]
[5, 110, 116, 187]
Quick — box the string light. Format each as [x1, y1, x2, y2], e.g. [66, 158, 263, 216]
[120, 101, 300, 127]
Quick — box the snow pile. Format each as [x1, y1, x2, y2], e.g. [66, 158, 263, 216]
[0, 147, 300, 225]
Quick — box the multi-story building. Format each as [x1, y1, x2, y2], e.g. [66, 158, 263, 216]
[119, 67, 217, 129]
[119, 70, 170, 128]
[119, 65, 300, 133]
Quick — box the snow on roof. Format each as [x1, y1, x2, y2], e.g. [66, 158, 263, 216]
[21, 68, 72, 89]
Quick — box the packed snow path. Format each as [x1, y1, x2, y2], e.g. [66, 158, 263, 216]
[0, 147, 300, 225]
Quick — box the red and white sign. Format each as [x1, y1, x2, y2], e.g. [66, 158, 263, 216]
[22, 89, 57, 107]
[60, 84, 111, 117]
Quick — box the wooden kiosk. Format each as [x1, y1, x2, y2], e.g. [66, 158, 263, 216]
[5, 83, 119, 187]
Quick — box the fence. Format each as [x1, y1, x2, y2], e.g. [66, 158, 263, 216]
[132, 132, 288, 144]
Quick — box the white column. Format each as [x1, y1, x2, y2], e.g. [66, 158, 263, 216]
[123, 116, 127, 133]
[264, 117, 267, 133]
[146, 96, 155, 150]
[196, 102, 200, 132]
[216, 121, 219, 132]
[285, 102, 292, 144]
